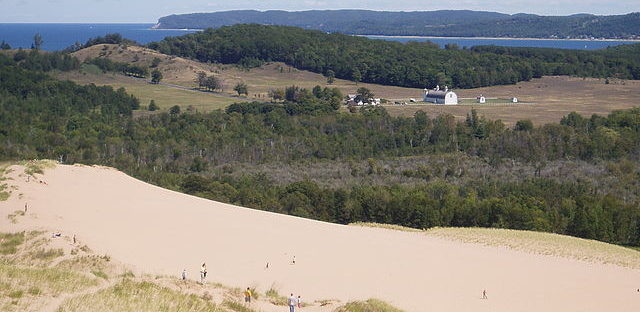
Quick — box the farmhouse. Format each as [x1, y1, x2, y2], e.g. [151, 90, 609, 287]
[424, 86, 458, 105]
[346, 94, 381, 106]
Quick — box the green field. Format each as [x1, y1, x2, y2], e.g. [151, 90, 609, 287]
[55, 65, 240, 112]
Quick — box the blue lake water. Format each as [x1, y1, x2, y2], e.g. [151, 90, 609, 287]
[0, 24, 197, 51]
[365, 35, 637, 50]
[0, 23, 636, 51]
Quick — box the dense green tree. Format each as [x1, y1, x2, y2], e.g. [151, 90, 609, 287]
[234, 82, 249, 96]
[169, 105, 181, 115]
[352, 68, 362, 85]
[355, 87, 374, 103]
[515, 119, 534, 131]
[148, 100, 159, 111]
[326, 69, 336, 84]
[151, 69, 163, 84]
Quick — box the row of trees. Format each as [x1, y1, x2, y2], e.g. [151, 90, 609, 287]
[195, 71, 222, 91]
[86, 57, 149, 78]
[11, 49, 80, 72]
[148, 24, 640, 89]
[173, 173, 640, 246]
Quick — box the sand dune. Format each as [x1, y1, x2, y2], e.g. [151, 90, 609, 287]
[1, 163, 639, 311]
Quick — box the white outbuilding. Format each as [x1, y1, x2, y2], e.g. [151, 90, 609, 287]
[424, 85, 458, 105]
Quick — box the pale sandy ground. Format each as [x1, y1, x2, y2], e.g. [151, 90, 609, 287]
[2, 164, 640, 312]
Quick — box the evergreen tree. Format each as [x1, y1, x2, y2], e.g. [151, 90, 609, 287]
[32, 33, 43, 50]
[148, 100, 159, 111]
[326, 69, 335, 84]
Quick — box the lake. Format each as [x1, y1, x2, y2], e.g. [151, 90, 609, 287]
[365, 35, 638, 50]
[0, 24, 197, 51]
[0, 23, 636, 51]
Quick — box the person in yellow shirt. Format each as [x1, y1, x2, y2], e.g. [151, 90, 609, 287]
[244, 287, 252, 304]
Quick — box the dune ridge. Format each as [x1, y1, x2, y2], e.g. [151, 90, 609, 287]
[1, 163, 640, 312]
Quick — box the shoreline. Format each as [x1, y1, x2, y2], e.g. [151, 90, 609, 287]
[360, 34, 640, 42]
[149, 28, 639, 41]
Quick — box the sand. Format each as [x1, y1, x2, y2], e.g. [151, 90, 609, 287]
[1, 164, 639, 311]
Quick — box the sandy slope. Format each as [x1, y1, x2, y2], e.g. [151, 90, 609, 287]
[1, 164, 639, 312]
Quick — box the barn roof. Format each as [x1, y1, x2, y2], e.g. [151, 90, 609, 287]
[425, 90, 455, 99]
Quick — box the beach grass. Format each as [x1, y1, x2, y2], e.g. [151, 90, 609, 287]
[0, 165, 11, 201]
[265, 287, 288, 306]
[223, 299, 257, 312]
[91, 270, 108, 280]
[0, 263, 99, 312]
[29, 248, 64, 261]
[56, 279, 223, 312]
[55, 255, 109, 272]
[6, 210, 25, 224]
[0, 232, 25, 255]
[350, 222, 424, 233]
[336, 299, 405, 312]
[20, 160, 57, 176]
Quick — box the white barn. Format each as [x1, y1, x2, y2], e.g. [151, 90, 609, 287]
[424, 86, 458, 105]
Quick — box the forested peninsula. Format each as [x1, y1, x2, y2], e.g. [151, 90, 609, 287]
[155, 10, 640, 39]
[149, 24, 640, 89]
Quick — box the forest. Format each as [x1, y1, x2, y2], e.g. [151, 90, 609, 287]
[156, 10, 640, 39]
[148, 24, 640, 89]
[1, 50, 640, 246]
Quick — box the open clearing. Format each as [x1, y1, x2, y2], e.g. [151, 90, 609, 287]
[70, 44, 640, 124]
[54, 68, 239, 112]
[385, 76, 640, 125]
[1, 162, 639, 312]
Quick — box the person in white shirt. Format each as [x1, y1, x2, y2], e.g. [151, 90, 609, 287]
[288, 293, 298, 312]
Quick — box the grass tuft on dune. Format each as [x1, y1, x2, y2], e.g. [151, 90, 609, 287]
[336, 299, 406, 312]
[0, 232, 24, 255]
[0, 164, 11, 201]
[57, 279, 223, 312]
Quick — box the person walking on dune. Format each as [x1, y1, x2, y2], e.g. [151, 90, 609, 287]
[181, 268, 187, 281]
[288, 293, 298, 312]
[244, 287, 252, 304]
[482, 289, 488, 299]
[200, 263, 207, 284]
[297, 295, 302, 308]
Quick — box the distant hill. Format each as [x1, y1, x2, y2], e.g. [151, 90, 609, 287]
[155, 9, 510, 33]
[155, 10, 640, 39]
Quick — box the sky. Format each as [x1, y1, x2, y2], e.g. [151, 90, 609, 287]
[0, 0, 638, 23]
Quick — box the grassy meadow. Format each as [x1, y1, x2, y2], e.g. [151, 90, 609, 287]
[54, 64, 239, 113]
[70, 44, 640, 125]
